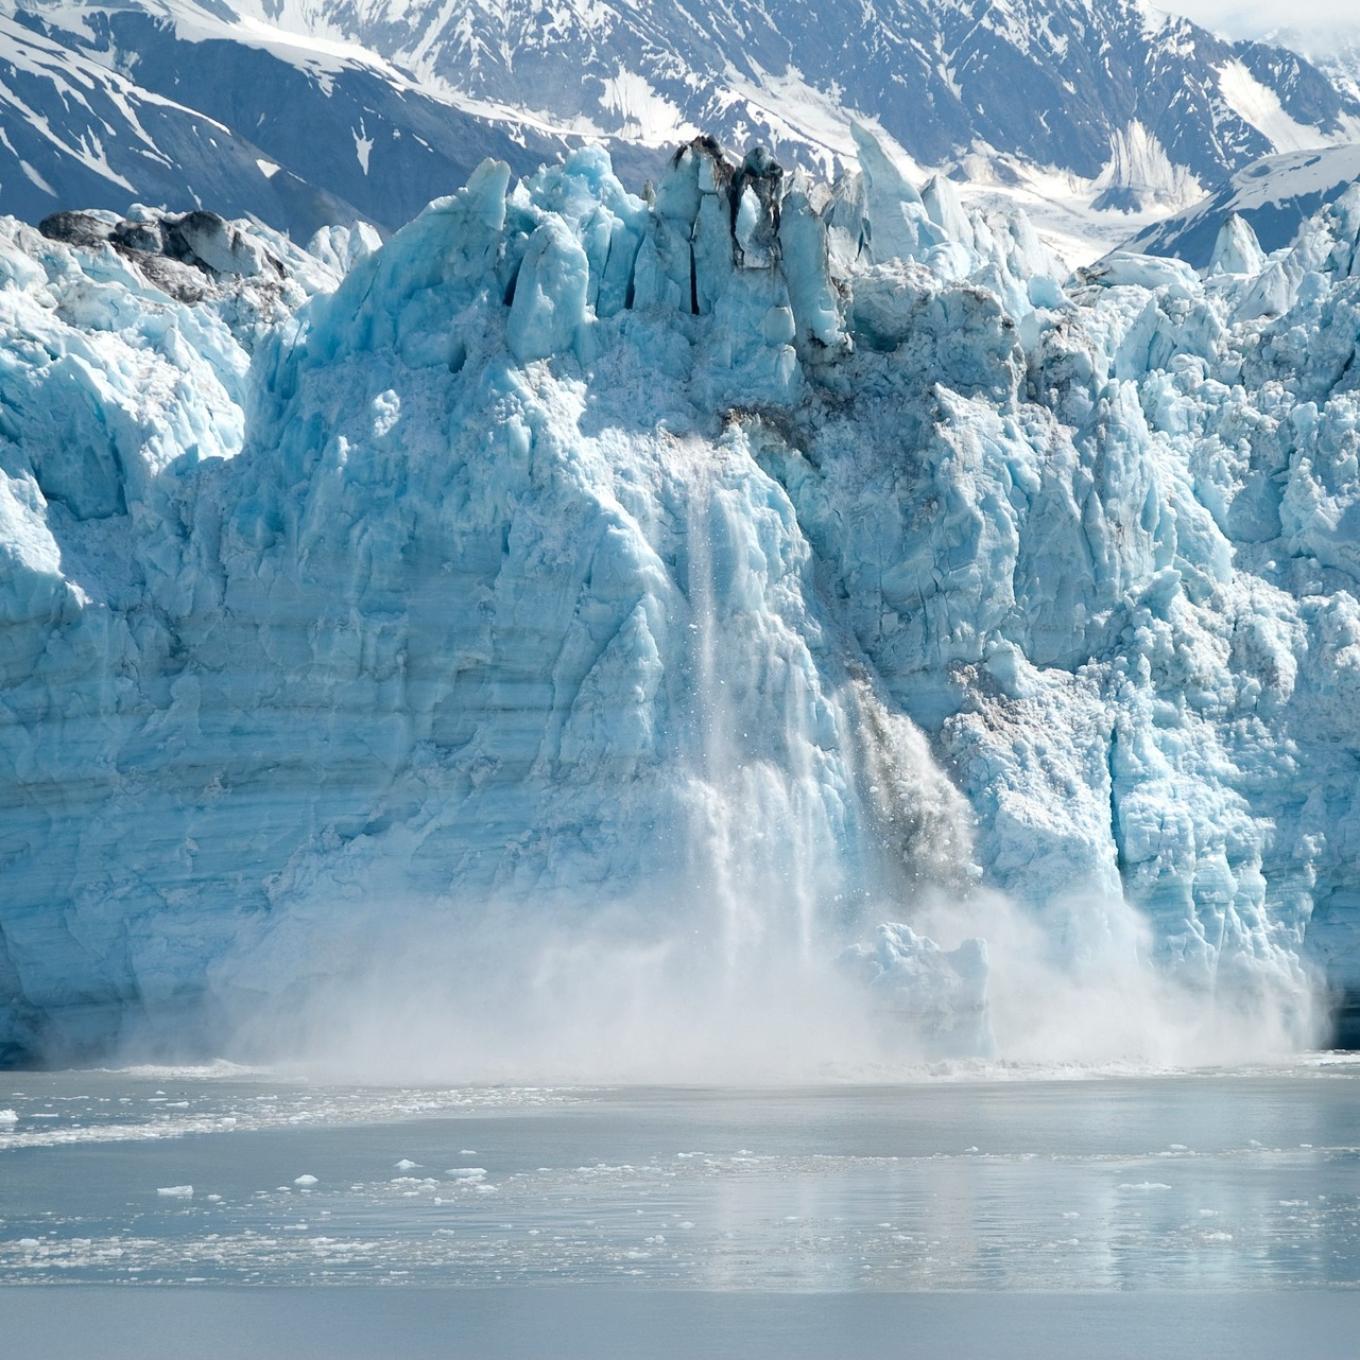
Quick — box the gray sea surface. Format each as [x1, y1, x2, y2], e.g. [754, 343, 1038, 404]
[4, 1061, 1360, 1355]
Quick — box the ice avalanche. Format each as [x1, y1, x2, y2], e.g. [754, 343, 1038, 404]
[2, 134, 1358, 1071]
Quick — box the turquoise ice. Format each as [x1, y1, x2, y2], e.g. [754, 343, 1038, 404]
[2, 131, 1359, 1064]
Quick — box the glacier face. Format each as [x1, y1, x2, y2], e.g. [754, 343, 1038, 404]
[3, 134, 1360, 1065]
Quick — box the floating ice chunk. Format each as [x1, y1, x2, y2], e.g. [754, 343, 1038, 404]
[394, 1159, 420, 1170]
[0, 1110, 16, 1124]
[294, 1174, 318, 1186]
[156, 1185, 193, 1197]
[444, 1167, 487, 1180]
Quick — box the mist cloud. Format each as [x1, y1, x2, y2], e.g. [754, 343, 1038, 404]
[1164, 0, 1357, 41]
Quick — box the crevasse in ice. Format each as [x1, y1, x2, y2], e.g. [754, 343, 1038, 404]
[3, 132, 1360, 1061]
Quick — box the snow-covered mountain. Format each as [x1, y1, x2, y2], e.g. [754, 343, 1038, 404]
[2, 0, 1359, 252]
[4, 130, 1360, 1065]
[1122, 143, 1360, 266]
[0, 7, 348, 235]
[0, 1, 661, 239]
[218, 0, 1356, 186]
[1266, 24, 1360, 107]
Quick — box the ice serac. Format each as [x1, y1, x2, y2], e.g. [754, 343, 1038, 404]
[4, 127, 1360, 1063]
[1208, 215, 1266, 279]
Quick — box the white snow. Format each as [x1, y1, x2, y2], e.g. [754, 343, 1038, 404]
[17, 160, 54, 195]
[1217, 60, 1331, 154]
[1094, 121, 1202, 210]
[352, 122, 373, 174]
[599, 70, 693, 144]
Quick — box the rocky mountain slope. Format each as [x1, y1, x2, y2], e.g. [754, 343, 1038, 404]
[1122, 143, 1360, 266]
[2, 0, 1359, 249]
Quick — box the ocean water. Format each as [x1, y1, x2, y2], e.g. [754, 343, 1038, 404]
[4, 1062, 1360, 1355]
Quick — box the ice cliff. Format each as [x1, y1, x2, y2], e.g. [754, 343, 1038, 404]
[3, 134, 1360, 1065]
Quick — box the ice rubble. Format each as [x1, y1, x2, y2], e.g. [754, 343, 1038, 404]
[2, 127, 1360, 1063]
[841, 924, 992, 1058]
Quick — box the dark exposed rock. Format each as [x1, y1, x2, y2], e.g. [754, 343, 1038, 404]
[730, 145, 783, 268]
[38, 210, 116, 248]
[40, 206, 286, 302]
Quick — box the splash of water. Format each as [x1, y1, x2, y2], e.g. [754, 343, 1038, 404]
[681, 460, 853, 981]
[202, 443, 1324, 1083]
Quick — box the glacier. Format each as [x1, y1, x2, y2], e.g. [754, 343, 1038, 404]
[3, 129, 1360, 1069]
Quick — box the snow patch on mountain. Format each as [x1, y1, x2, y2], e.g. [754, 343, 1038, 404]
[599, 71, 694, 145]
[1217, 59, 1335, 155]
[5, 0, 1358, 262]
[1093, 122, 1203, 213]
[1122, 142, 1360, 266]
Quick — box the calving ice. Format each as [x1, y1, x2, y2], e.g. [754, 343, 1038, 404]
[1, 127, 1357, 1073]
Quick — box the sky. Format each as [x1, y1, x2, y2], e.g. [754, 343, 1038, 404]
[1166, 0, 1357, 40]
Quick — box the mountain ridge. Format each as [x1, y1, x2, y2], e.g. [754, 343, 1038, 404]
[1, 0, 1358, 256]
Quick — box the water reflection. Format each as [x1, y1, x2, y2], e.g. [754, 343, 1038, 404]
[2, 1065, 1358, 1288]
